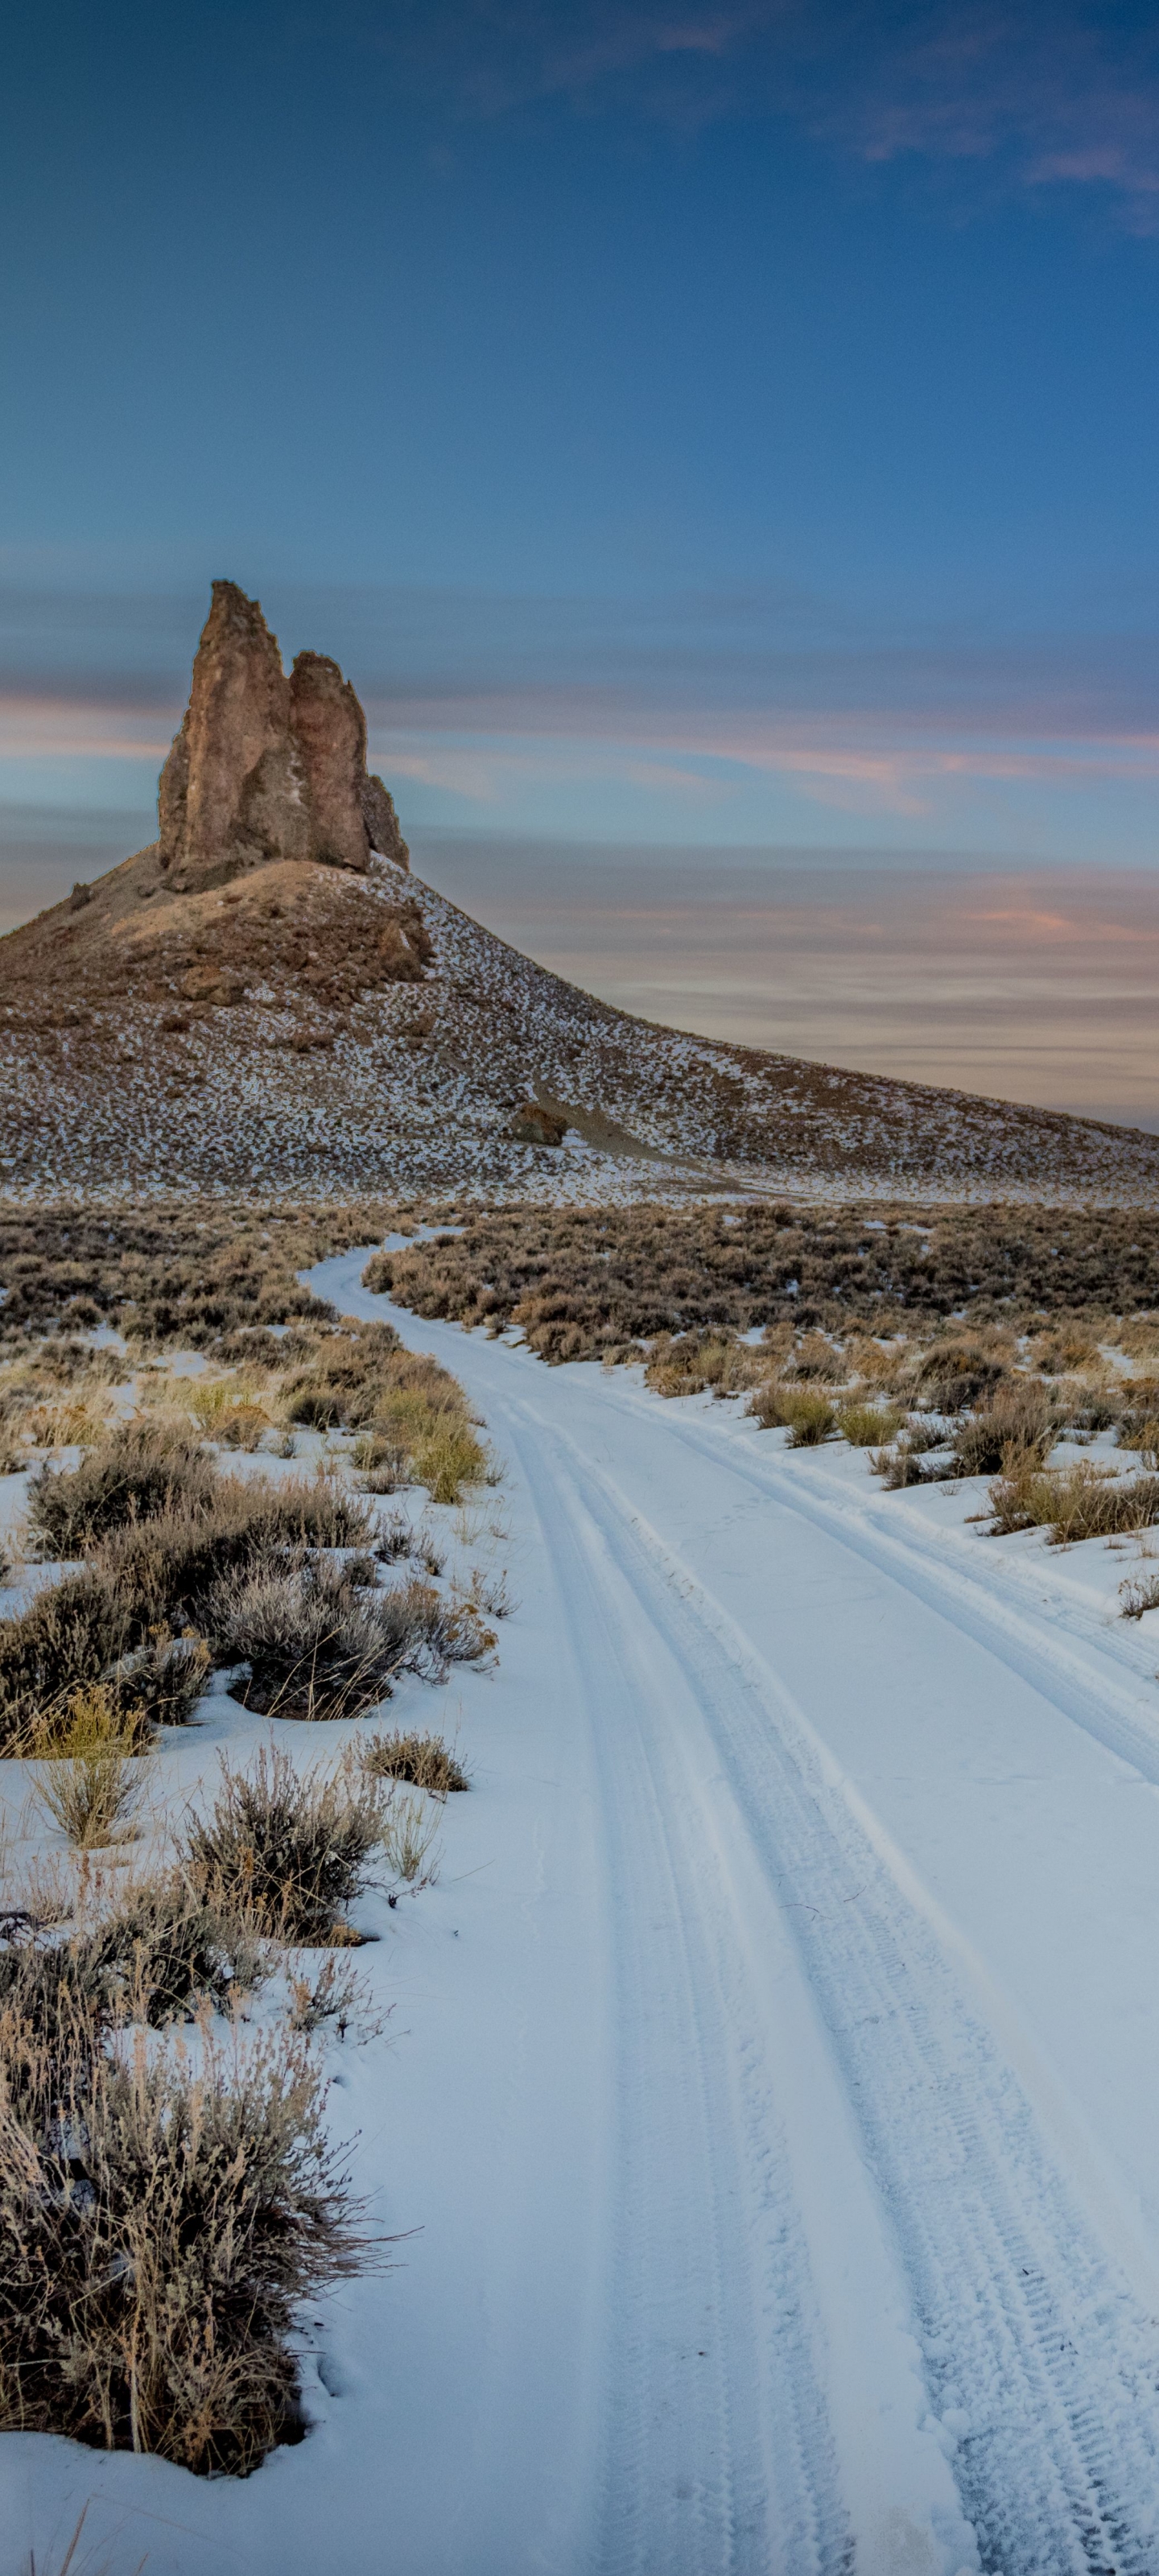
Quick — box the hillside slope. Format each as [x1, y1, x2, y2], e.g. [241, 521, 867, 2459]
[2, 836, 1159, 1203]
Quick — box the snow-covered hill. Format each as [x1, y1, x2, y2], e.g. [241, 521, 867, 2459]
[1, 844, 1158, 1203]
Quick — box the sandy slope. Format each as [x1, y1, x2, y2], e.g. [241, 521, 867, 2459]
[10, 1265, 1159, 2569]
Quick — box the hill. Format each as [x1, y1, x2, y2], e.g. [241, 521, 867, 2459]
[2, 580, 1157, 1206]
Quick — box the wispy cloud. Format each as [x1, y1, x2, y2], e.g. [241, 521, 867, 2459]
[372, 1, 1159, 230]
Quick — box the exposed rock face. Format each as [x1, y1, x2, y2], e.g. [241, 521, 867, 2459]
[158, 580, 409, 888]
[508, 1100, 569, 1147]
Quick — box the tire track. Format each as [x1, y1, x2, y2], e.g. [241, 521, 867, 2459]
[522, 1402, 1159, 2576]
[501, 1401, 856, 2576]
[639, 1402, 1159, 1792]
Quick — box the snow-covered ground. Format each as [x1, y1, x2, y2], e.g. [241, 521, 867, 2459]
[9, 1256, 1159, 2571]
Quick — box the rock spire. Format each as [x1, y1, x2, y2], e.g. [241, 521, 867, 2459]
[158, 580, 408, 889]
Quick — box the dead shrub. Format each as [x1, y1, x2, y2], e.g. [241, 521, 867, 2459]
[362, 1731, 468, 1795]
[380, 1791, 440, 1890]
[181, 1746, 390, 1942]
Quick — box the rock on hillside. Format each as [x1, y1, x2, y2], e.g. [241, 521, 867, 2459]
[2, 580, 1159, 1205]
[158, 580, 408, 888]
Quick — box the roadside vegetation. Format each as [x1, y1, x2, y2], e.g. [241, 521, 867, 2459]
[0, 1222, 504, 2479]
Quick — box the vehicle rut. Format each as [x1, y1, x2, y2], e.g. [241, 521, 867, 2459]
[515, 1395, 1159, 2576]
[503, 1400, 855, 2576]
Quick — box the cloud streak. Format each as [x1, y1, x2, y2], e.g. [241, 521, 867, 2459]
[370, 1, 1159, 231]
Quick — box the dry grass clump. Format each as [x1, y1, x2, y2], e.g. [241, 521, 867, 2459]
[182, 1747, 389, 1943]
[1120, 1571, 1159, 1620]
[362, 1731, 468, 1794]
[644, 1332, 763, 1399]
[179, 1377, 272, 1450]
[785, 1332, 843, 1382]
[1117, 1379, 1159, 1458]
[381, 1793, 440, 1889]
[988, 1459, 1159, 1543]
[31, 1744, 143, 1850]
[1029, 1323, 1104, 1374]
[409, 1418, 488, 1504]
[914, 1340, 1005, 1413]
[0, 2005, 365, 2471]
[869, 1418, 958, 1488]
[836, 1400, 905, 1447]
[845, 1335, 905, 1389]
[951, 1381, 1056, 1479]
[748, 1382, 835, 1445]
[27, 1422, 217, 1558]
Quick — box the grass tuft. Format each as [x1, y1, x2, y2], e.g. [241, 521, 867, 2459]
[362, 1730, 468, 1794]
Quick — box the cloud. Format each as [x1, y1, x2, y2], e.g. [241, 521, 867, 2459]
[368, 1, 1159, 231]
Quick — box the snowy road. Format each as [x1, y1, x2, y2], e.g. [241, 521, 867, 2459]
[10, 1253, 1159, 2575]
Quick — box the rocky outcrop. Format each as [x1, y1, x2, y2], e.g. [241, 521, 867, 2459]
[158, 580, 409, 889]
[508, 1100, 569, 1147]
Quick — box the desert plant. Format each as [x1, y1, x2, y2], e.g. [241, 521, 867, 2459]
[836, 1400, 905, 1447]
[80, 1874, 266, 2025]
[286, 1950, 380, 2039]
[0, 2007, 369, 2471]
[372, 1508, 413, 1561]
[748, 1382, 835, 1445]
[27, 1423, 217, 1558]
[381, 1790, 441, 1889]
[0, 1574, 128, 1753]
[206, 1558, 406, 1722]
[31, 1742, 144, 1851]
[409, 1419, 488, 1503]
[113, 1630, 212, 1731]
[987, 1460, 1159, 1543]
[459, 1563, 516, 1619]
[951, 1381, 1054, 1479]
[1120, 1572, 1159, 1620]
[181, 1747, 390, 1942]
[362, 1730, 468, 1794]
[93, 1474, 373, 1640]
[785, 1332, 843, 1382]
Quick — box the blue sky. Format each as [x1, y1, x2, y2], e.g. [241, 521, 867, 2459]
[4, 3, 1159, 1112]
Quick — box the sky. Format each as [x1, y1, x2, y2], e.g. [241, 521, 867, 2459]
[3, 1, 1159, 1121]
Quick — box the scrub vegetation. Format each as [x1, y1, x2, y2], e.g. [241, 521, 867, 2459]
[0, 1213, 501, 2477]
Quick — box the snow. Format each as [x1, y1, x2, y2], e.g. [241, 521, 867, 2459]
[10, 1254, 1159, 2566]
